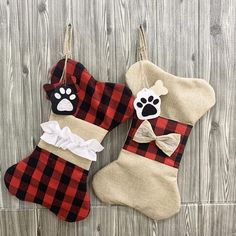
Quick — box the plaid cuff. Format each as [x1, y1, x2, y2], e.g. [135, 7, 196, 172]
[123, 116, 192, 168]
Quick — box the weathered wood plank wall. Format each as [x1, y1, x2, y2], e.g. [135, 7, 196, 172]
[0, 0, 235, 235]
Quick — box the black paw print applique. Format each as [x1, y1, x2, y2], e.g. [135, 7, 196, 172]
[134, 88, 161, 120]
[49, 85, 79, 115]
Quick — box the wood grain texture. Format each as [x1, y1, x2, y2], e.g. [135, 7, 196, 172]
[198, 0, 236, 202]
[199, 204, 236, 236]
[0, 209, 37, 236]
[0, 0, 235, 235]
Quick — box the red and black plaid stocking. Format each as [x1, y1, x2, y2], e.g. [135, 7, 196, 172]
[4, 58, 134, 222]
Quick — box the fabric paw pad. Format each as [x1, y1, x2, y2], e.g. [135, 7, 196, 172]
[134, 88, 161, 120]
[50, 85, 79, 115]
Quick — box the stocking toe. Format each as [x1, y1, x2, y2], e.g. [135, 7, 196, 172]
[4, 147, 90, 222]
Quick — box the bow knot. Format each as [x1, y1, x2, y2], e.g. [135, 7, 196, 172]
[133, 120, 181, 156]
[40, 121, 104, 161]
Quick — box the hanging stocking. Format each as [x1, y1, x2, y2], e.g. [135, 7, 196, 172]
[4, 24, 134, 222]
[92, 26, 215, 220]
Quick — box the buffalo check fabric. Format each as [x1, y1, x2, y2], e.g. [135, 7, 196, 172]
[44, 59, 134, 131]
[4, 146, 89, 222]
[4, 58, 135, 222]
[123, 116, 192, 168]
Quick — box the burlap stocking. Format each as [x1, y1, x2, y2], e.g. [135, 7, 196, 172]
[92, 26, 215, 220]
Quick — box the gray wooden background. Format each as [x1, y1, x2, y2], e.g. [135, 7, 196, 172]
[0, 0, 235, 235]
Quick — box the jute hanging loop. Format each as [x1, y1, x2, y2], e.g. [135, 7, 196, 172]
[60, 23, 73, 84]
[137, 25, 148, 61]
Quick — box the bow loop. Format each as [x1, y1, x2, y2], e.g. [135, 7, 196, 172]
[133, 120, 181, 157]
[40, 121, 104, 161]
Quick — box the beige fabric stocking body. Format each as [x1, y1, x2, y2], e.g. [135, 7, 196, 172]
[92, 28, 215, 220]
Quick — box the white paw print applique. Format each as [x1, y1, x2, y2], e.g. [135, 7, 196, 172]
[50, 86, 79, 115]
[134, 80, 168, 120]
